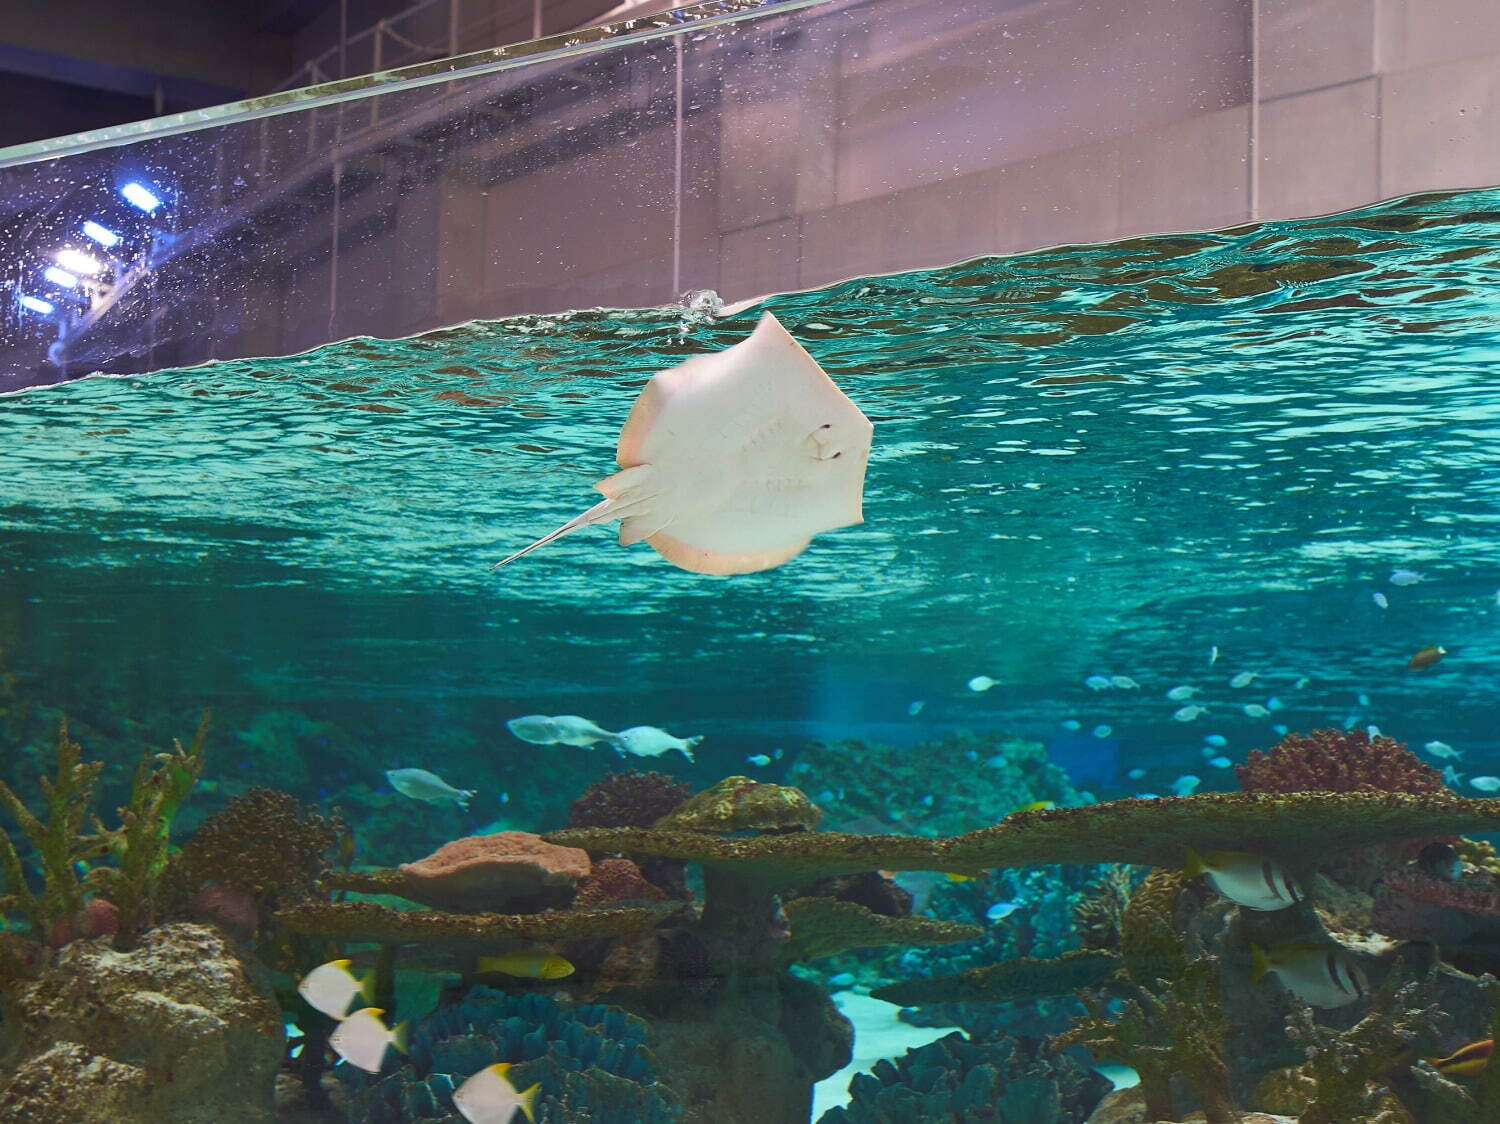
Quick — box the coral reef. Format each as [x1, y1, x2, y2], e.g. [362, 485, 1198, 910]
[275, 900, 675, 945]
[872, 949, 1121, 1006]
[396, 831, 592, 912]
[656, 776, 821, 833]
[574, 858, 669, 907]
[780, 897, 981, 960]
[0, 922, 282, 1123]
[817, 1030, 1110, 1124]
[1371, 866, 1500, 955]
[342, 987, 681, 1124]
[568, 772, 695, 830]
[1118, 869, 1190, 990]
[1072, 864, 1148, 953]
[1236, 727, 1445, 795]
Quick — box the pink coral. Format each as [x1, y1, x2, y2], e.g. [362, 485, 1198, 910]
[46, 898, 119, 948]
[398, 831, 591, 913]
[191, 884, 259, 937]
[1371, 867, 1500, 945]
[573, 858, 668, 908]
[1236, 728, 1444, 795]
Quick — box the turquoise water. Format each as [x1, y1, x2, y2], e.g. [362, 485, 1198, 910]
[3, 187, 1497, 823]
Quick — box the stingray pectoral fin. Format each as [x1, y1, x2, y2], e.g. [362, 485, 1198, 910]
[646, 530, 810, 576]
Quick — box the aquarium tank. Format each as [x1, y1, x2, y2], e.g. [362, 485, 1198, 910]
[2, 0, 1499, 1121]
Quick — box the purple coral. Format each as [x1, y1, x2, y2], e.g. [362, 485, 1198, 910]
[567, 772, 694, 829]
[1235, 728, 1444, 795]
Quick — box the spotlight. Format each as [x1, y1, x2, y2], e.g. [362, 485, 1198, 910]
[55, 249, 106, 276]
[19, 295, 55, 314]
[120, 182, 163, 212]
[82, 221, 121, 248]
[43, 266, 79, 288]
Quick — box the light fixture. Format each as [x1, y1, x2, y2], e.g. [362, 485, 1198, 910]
[82, 221, 121, 248]
[19, 295, 55, 314]
[55, 248, 106, 276]
[43, 266, 79, 288]
[120, 182, 163, 212]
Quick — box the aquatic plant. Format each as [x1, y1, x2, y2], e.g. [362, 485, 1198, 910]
[1236, 727, 1445, 795]
[341, 987, 682, 1124]
[817, 1029, 1109, 1124]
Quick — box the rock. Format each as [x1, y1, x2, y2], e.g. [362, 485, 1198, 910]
[397, 830, 592, 912]
[0, 923, 282, 1123]
[656, 776, 822, 833]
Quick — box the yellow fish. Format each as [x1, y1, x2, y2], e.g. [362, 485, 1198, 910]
[1426, 1038, 1494, 1079]
[476, 950, 575, 980]
[1009, 800, 1055, 814]
[945, 873, 977, 882]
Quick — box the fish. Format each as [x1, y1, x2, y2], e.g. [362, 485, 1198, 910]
[907, 700, 925, 716]
[1418, 842, 1463, 883]
[1093, 725, 1113, 739]
[1184, 846, 1302, 911]
[1443, 765, 1465, 788]
[1272, 723, 1289, 737]
[1265, 697, 1283, 711]
[611, 726, 702, 762]
[1207, 756, 1232, 769]
[1009, 800, 1055, 814]
[945, 872, 977, 882]
[985, 901, 1023, 922]
[1367, 725, 1382, 739]
[746, 754, 772, 767]
[385, 768, 475, 811]
[329, 1007, 408, 1073]
[1425, 1039, 1494, 1080]
[297, 958, 374, 1020]
[1470, 776, 1500, 793]
[1390, 569, 1425, 586]
[1229, 671, 1257, 688]
[506, 715, 560, 745]
[1424, 740, 1462, 761]
[1169, 775, 1200, 796]
[475, 951, 574, 980]
[1127, 768, 1147, 780]
[547, 716, 619, 748]
[1060, 719, 1082, 731]
[1407, 645, 1446, 671]
[1294, 676, 1311, 689]
[1109, 676, 1140, 690]
[1173, 705, 1207, 723]
[1243, 704, 1271, 718]
[1372, 591, 1389, 609]
[1201, 747, 1218, 759]
[1357, 693, 1371, 706]
[1084, 675, 1112, 691]
[453, 1062, 541, 1124]
[1203, 734, 1228, 747]
[1209, 645, 1220, 665]
[1251, 942, 1367, 1008]
[492, 312, 872, 574]
[1166, 685, 1197, 701]
[968, 675, 998, 692]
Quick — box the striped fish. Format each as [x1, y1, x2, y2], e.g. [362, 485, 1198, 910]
[1251, 942, 1367, 1009]
[1183, 846, 1302, 912]
[1426, 1039, 1494, 1080]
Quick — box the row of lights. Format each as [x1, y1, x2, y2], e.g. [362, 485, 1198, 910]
[16, 181, 166, 318]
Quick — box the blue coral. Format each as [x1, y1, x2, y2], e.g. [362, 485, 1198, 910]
[341, 988, 682, 1123]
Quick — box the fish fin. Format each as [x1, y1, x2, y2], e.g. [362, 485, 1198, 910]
[1249, 944, 1271, 984]
[519, 1082, 541, 1123]
[458, 789, 475, 811]
[607, 738, 627, 758]
[677, 743, 696, 763]
[333, 957, 352, 969]
[491, 491, 650, 570]
[1183, 846, 1206, 879]
[358, 971, 377, 1006]
[389, 1020, 409, 1054]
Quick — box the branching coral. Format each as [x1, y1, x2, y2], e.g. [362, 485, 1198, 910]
[276, 900, 677, 945]
[1236, 728, 1444, 795]
[872, 949, 1120, 1007]
[1118, 869, 1190, 990]
[1393, 975, 1500, 1124]
[781, 898, 980, 961]
[1071, 863, 1147, 952]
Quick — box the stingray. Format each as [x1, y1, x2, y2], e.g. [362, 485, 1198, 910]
[493, 312, 873, 575]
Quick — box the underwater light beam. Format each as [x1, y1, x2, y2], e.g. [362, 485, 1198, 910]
[18, 295, 54, 314]
[43, 266, 78, 288]
[120, 182, 163, 212]
[81, 221, 121, 248]
[55, 249, 105, 276]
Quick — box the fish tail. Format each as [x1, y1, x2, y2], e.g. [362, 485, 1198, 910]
[1183, 846, 1206, 879]
[519, 1082, 541, 1123]
[458, 789, 475, 811]
[491, 495, 645, 570]
[677, 741, 697, 763]
[358, 971, 377, 1006]
[1249, 943, 1272, 983]
[389, 1020, 409, 1055]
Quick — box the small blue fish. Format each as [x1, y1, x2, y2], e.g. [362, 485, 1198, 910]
[1373, 591, 1389, 609]
[1203, 734, 1228, 747]
[1127, 768, 1146, 780]
[1170, 775, 1200, 796]
[907, 700, 926, 716]
[1390, 569, 1425, 586]
[1471, 776, 1500, 793]
[968, 676, 998, 692]
[1093, 725, 1113, 739]
[1060, 718, 1082, 731]
[1166, 685, 1197, 701]
[985, 901, 1023, 923]
[1207, 756, 1232, 769]
[1085, 675, 1112, 691]
[746, 754, 772, 767]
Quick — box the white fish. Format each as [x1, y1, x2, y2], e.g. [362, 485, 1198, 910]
[1390, 569, 1425, 586]
[1208, 756, 1232, 769]
[1372, 592, 1389, 609]
[1109, 676, 1140, 690]
[1209, 645, 1220, 665]
[1173, 705, 1207, 723]
[1203, 734, 1228, 747]
[968, 675, 998, 692]
[1166, 685, 1197, 701]
[1169, 775, 1200, 796]
[1229, 671, 1257, 689]
[1243, 704, 1271, 719]
[453, 1062, 540, 1124]
[1127, 768, 1146, 780]
[297, 959, 373, 1020]
[907, 700, 926, 716]
[1084, 675, 1112, 691]
[984, 901, 1023, 923]
[612, 726, 702, 762]
[506, 715, 560, 745]
[386, 768, 475, 811]
[547, 715, 619, 748]
[1092, 725, 1113, 739]
[1186, 847, 1302, 912]
[1060, 719, 1082, 731]
[1252, 942, 1366, 1009]
[329, 1007, 407, 1073]
[1367, 725, 1382, 738]
[1470, 776, 1500, 793]
[1424, 740, 1462, 761]
[745, 754, 772, 767]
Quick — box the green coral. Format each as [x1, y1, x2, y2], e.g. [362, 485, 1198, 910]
[1119, 869, 1189, 989]
[781, 897, 980, 960]
[871, 949, 1121, 1007]
[656, 777, 821, 833]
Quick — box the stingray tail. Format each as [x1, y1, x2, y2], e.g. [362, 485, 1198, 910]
[492, 498, 617, 569]
[492, 466, 657, 570]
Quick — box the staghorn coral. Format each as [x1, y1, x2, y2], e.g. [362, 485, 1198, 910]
[781, 897, 980, 960]
[1119, 869, 1190, 990]
[817, 1030, 1109, 1124]
[1071, 864, 1147, 953]
[275, 901, 676, 946]
[1236, 727, 1444, 795]
[871, 949, 1121, 1007]
[341, 987, 681, 1124]
[655, 776, 821, 833]
[568, 772, 695, 830]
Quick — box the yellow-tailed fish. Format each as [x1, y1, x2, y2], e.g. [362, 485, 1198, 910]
[1009, 800, 1055, 814]
[329, 1007, 408, 1072]
[453, 1062, 540, 1123]
[945, 873, 977, 882]
[1250, 942, 1367, 1008]
[1426, 1038, 1494, 1079]
[297, 958, 375, 1019]
[1184, 846, 1302, 912]
[476, 950, 575, 980]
